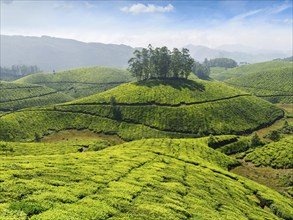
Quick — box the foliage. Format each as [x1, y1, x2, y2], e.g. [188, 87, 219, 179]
[205, 58, 237, 69]
[0, 138, 292, 219]
[0, 65, 41, 81]
[0, 81, 72, 112]
[128, 45, 194, 81]
[15, 66, 134, 99]
[192, 61, 210, 79]
[244, 136, 293, 169]
[265, 130, 281, 141]
[250, 132, 263, 147]
[0, 143, 14, 157]
[216, 136, 251, 155]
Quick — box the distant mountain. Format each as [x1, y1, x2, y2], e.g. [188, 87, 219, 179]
[1, 35, 291, 72]
[184, 44, 291, 63]
[0, 35, 134, 72]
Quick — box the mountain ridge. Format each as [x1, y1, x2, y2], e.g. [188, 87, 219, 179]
[1, 35, 291, 72]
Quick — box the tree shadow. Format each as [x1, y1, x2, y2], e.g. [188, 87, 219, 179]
[134, 78, 205, 91]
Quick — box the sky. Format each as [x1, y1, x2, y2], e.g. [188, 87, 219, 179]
[1, 0, 292, 51]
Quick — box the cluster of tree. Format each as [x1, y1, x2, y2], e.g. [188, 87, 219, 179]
[192, 61, 210, 79]
[204, 58, 238, 69]
[0, 65, 41, 81]
[128, 45, 195, 81]
[274, 56, 293, 62]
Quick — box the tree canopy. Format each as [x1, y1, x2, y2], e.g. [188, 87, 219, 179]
[0, 65, 41, 81]
[128, 45, 194, 81]
[205, 58, 238, 69]
[192, 61, 210, 79]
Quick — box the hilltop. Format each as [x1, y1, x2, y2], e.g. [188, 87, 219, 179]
[16, 66, 134, 99]
[0, 81, 72, 113]
[0, 137, 292, 219]
[0, 79, 283, 141]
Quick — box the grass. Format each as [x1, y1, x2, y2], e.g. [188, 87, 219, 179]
[276, 104, 293, 118]
[0, 79, 283, 141]
[0, 81, 72, 112]
[0, 137, 292, 219]
[256, 118, 293, 140]
[0, 130, 124, 157]
[15, 66, 134, 99]
[40, 129, 124, 144]
[231, 160, 293, 198]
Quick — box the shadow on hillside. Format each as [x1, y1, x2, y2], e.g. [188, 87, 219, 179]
[135, 78, 205, 91]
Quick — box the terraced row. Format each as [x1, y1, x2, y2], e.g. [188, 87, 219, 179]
[0, 138, 292, 219]
[0, 81, 72, 112]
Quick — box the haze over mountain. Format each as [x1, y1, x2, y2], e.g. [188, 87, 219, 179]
[0, 35, 134, 72]
[1, 35, 291, 72]
[185, 44, 291, 63]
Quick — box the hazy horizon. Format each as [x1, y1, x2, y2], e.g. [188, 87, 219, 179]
[1, 0, 292, 52]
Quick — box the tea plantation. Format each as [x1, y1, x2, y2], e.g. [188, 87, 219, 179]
[210, 61, 293, 81]
[0, 81, 72, 113]
[15, 66, 134, 99]
[0, 138, 292, 219]
[244, 136, 293, 169]
[0, 79, 283, 141]
[225, 66, 293, 103]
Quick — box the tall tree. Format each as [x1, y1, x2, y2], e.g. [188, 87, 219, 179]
[181, 48, 194, 79]
[170, 48, 182, 78]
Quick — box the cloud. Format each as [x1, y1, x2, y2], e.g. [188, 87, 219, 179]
[120, 3, 174, 14]
[229, 1, 293, 22]
[230, 9, 264, 21]
[269, 1, 292, 14]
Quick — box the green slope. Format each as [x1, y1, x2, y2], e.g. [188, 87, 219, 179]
[225, 66, 293, 103]
[244, 136, 293, 169]
[0, 138, 292, 219]
[15, 66, 134, 99]
[0, 81, 72, 113]
[210, 61, 293, 81]
[0, 79, 283, 141]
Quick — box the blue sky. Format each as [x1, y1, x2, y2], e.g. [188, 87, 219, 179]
[1, 0, 292, 51]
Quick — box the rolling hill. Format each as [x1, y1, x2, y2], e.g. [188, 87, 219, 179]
[225, 66, 293, 103]
[0, 81, 72, 113]
[210, 61, 293, 81]
[15, 66, 134, 99]
[0, 137, 292, 219]
[0, 79, 283, 141]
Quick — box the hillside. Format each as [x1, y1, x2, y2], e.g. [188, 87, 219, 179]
[16, 66, 134, 99]
[244, 136, 293, 169]
[0, 138, 292, 219]
[0, 79, 283, 141]
[210, 61, 293, 81]
[0, 81, 72, 113]
[225, 66, 293, 103]
[1, 35, 134, 71]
